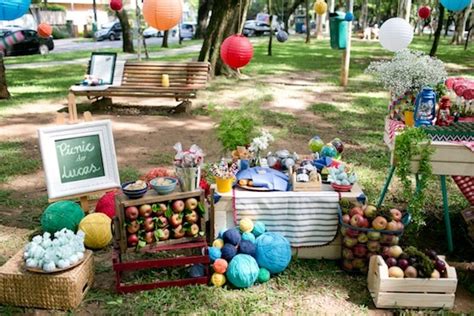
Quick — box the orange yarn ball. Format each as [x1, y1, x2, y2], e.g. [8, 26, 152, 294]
[213, 258, 228, 274]
[143, 0, 183, 31]
[38, 23, 52, 38]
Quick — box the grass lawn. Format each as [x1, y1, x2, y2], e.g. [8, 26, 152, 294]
[0, 35, 473, 314]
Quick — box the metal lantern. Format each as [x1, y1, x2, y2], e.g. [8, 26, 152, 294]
[379, 18, 413, 52]
[414, 87, 437, 127]
[418, 6, 431, 19]
[0, 0, 31, 21]
[440, 0, 471, 12]
[110, 0, 123, 11]
[314, 0, 328, 15]
[37, 23, 53, 38]
[143, 0, 183, 31]
[276, 30, 289, 43]
[220, 35, 254, 69]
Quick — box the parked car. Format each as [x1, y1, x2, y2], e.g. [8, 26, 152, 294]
[143, 27, 162, 38]
[243, 19, 279, 36]
[0, 28, 54, 56]
[95, 22, 122, 41]
[179, 23, 195, 40]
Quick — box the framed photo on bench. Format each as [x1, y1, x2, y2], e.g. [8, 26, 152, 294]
[89, 52, 117, 85]
[38, 120, 121, 199]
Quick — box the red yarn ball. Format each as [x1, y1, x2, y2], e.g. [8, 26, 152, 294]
[95, 191, 116, 219]
[110, 0, 123, 11]
[220, 34, 254, 69]
[418, 6, 431, 19]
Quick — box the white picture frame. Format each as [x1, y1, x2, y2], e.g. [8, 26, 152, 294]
[38, 120, 121, 199]
[89, 52, 117, 85]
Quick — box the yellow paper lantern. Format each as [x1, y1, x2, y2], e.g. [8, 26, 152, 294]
[211, 272, 226, 287]
[314, 0, 328, 15]
[143, 0, 183, 31]
[78, 213, 112, 249]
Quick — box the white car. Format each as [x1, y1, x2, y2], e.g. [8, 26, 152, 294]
[143, 27, 161, 38]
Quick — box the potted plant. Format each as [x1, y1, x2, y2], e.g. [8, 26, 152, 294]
[173, 143, 204, 192]
[248, 130, 274, 167]
[210, 159, 239, 193]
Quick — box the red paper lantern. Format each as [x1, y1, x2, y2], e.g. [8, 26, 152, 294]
[37, 23, 52, 38]
[418, 6, 431, 19]
[110, 0, 123, 11]
[220, 35, 254, 69]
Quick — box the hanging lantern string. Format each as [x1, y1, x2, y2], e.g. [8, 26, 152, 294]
[238, 0, 242, 34]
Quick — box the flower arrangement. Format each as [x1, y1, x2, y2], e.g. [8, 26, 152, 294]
[366, 50, 447, 99]
[209, 159, 239, 179]
[173, 143, 204, 168]
[249, 130, 274, 153]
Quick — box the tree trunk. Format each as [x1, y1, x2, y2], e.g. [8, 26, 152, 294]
[359, 0, 369, 30]
[305, 0, 311, 43]
[0, 56, 10, 99]
[430, 3, 445, 56]
[268, 0, 273, 56]
[465, 10, 474, 50]
[397, 0, 412, 21]
[162, 30, 169, 48]
[451, 3, 472, 44]
[198, 0, 250, 77]
[116, 10, 134, 53]
[195, 0, 213, 39]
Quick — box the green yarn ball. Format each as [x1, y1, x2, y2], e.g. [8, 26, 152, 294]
[226, 254, 259, 288]
[242, 232, 256, 243]
[41, 201, 85, 233]
[257, 268, 271, 283]
[252, 221, 266, 237]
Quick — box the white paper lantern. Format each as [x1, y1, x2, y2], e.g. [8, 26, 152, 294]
[379, 18, 413, 52]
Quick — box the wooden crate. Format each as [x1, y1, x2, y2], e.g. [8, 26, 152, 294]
[114, 190, 207, 254]
[290, 168, 322, 192]
[367, 255, 457, 309]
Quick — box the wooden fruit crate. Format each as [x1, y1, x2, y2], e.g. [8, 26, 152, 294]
[114, 190, 207, 254]
[290, 166, 322, 192]
[367, 255, 457, 309]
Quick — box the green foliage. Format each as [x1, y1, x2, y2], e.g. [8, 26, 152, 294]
[119, 166, 141, 183]
[0, 142, 40, 183]
[52, 27, 70, 40]
[404, 246, 435, 278]
[38, 3, 66, 11]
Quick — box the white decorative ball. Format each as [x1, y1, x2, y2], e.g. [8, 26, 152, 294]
[379, 18, 413, 52]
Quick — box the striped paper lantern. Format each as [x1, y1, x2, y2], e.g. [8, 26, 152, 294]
[0, 31, 25, 52]
[143, 0, 183, 31]
[220, 35, 254, 69]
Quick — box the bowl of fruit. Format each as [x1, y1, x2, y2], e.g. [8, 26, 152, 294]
[328, 164, 356, 192]
[150, 177, 178, 195]
[122, 180, 148, 199]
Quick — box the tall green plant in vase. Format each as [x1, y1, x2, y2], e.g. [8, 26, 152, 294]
[394, 127, 434, 230]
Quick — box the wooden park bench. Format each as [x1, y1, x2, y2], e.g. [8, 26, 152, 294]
[68, 60, 211, 119]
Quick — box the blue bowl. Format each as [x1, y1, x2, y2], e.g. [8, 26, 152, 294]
[122, 181, 148, 199]
[150, 177, 178, 195]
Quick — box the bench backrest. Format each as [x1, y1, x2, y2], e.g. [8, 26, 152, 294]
[121, 61, 210, 89]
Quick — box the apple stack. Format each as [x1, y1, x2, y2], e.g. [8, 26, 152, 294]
[340, 199, 406, 274]
[123, 197, 205, 249]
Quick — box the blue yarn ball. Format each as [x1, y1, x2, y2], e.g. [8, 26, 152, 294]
[440, 0, 471, 12]
[223, 228, 241, 246]
[242, 232, 256, 243]
[0, 0, 31, 21]
[345, 12, 354, 21]
[252, 221, 266, 237]
[239, 240, 256, 257]
[221, 243, 237, 262]
[256, 232, 292, 274]
[218, 228, 227, 239]
[189, 264, 205, 278]
[226, 254, 259, 288]
[208, 247, 221, 262]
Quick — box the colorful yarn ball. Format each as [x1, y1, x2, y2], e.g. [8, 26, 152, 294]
[242, 232, 256, 243]
[208, 247, 221, 262]
[212, 238, 224, 249]
[221, 243, 237, 262]
[218, 228, 227, 239]
[211, 273, 226, 287]
[239, 240, 256, 257]
[239, 218, 254, 233]
[320, 143, 338, 158]
[251, 221, 266, 237]
[213, 258, 228, 274]
[41, 201, 85, 234]
[95, 191, 116, 219]
[255, 232, 291, 274]
[189, 264, 205, 278]
[223, 228, 241, 246]
[226, 254, 259, 288]
[257, 268, 271, 283]
[78, 213, 112, 249]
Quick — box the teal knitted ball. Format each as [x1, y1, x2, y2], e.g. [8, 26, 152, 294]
[208, 247, 222, 262]
[242, 232, 256, 243]
[226, 254, 259, 288]
[257, 268, 271, 283]
[41, 201, 85, 233]
[255, 232, 291, 274]
[252, 221, 266, 237]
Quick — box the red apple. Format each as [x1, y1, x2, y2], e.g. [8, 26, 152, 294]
[185, 210, 198, 224]
[172, 200, 185, 213]
[155, 228, 170, 241]
[380, 234, 394, 245]
[346, 228, 360, 238]
[350, 207, 364, 217]
[360, 218, 369, 228]
[352, 258, 366, 269]
[397, 222, 404, 230]
[357, 233, 368, 243]
[343, 236, 358, 248]
[186, 223, 200, 237]
[386, 257, 397, 267]
[185, 198, 198, 210]
[350, 214, 365, 227]
[342, 248, 354, 259]
[386, 221, 399, 231]
[153, 203, 167, 216]
[156, 216, 168, 228]
[367, 240, 381, 252]
[390, 208, 402, 222]
[139, 204, 152, 218]
[144, 231, 155, 244]
[342, 259, 353, 271]
[389, 245, 403, 258]
[125, 206, 139, 220]
[367, 231, 381, 241]
[142, 217, 155, 232]
[363, 205, 377, 218]
[372, 216, 388, 230]
[342, 214, 350, 224]
[169, 213, 183, 227]
[173, 225, 185, 239]
[353, 244, 368, 258]
[398, 258, 409, 270]
[127, 234, 139, 247]
[340, 227, 347, 236]
[390, 236, 399, 246]
[127, 221, 140, 234]
[381, 246, 391, 259]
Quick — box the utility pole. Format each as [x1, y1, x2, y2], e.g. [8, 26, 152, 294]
[340, 0, 353, 87]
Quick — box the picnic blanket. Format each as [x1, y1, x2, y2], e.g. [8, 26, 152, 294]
[232, 190, 340, 247]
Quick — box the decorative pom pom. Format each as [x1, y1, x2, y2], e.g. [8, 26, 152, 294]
[223, 228, 241, 246]
[212, 258, 228, 274]
[212, 238, 224, 249]
[239, 218, 254, 233]
[241, 232, 256, 243]
[218, 228, 227, 239]
[211, 273, 226, 287]
[239, 240, 256, 257]
[95, 191, 117, 219]
[226, 254, 259, 288]
[208, 247, 221, 262]
[251, 221, 266, 237]
[221, 243, 237, 262]
[41, 201, 85, 233]
[78, 213, 112, 249]
[257, 267, 271, 283]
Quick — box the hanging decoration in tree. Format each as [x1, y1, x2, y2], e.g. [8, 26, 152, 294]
[276, 30, 289, 43]
[379, 17, 413, 52]
[220, 34, 254, 69]
[110, 0, 123, 11]
[143, 0, 183, 31]
[0, 30, 24, 53]
[418, 6, 431, 19]
[37, 23, 53, 38]
[0, 0, 31, 21]
[345, 12, 354, 22]
[440, 0, 471, 12]
[314, 0, 328, 16]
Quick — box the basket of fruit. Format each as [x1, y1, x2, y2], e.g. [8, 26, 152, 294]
[328, 164, 357, 192]
[339, 199, 410, 274]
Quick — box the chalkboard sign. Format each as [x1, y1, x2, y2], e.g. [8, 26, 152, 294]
[38, 120, 120, 199]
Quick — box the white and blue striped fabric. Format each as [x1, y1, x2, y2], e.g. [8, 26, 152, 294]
[233, 190, 340, 247]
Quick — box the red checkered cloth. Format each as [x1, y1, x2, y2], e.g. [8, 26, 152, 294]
[452, 176, 474, 205]
[386, 118, 406, 145]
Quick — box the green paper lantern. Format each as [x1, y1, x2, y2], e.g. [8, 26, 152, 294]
[41, 201, 85, 233]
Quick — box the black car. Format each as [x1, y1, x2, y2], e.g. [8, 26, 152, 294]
[94, 22, 122, 41]
[0, 28, 54, 56]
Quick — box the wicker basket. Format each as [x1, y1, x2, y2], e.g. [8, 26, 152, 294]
[0, 250, 94, 310]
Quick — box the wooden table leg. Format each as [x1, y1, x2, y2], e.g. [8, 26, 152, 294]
[377, 165, 396, 208]
[68, 92, 78, 122]
[440, 175, 454, 252]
